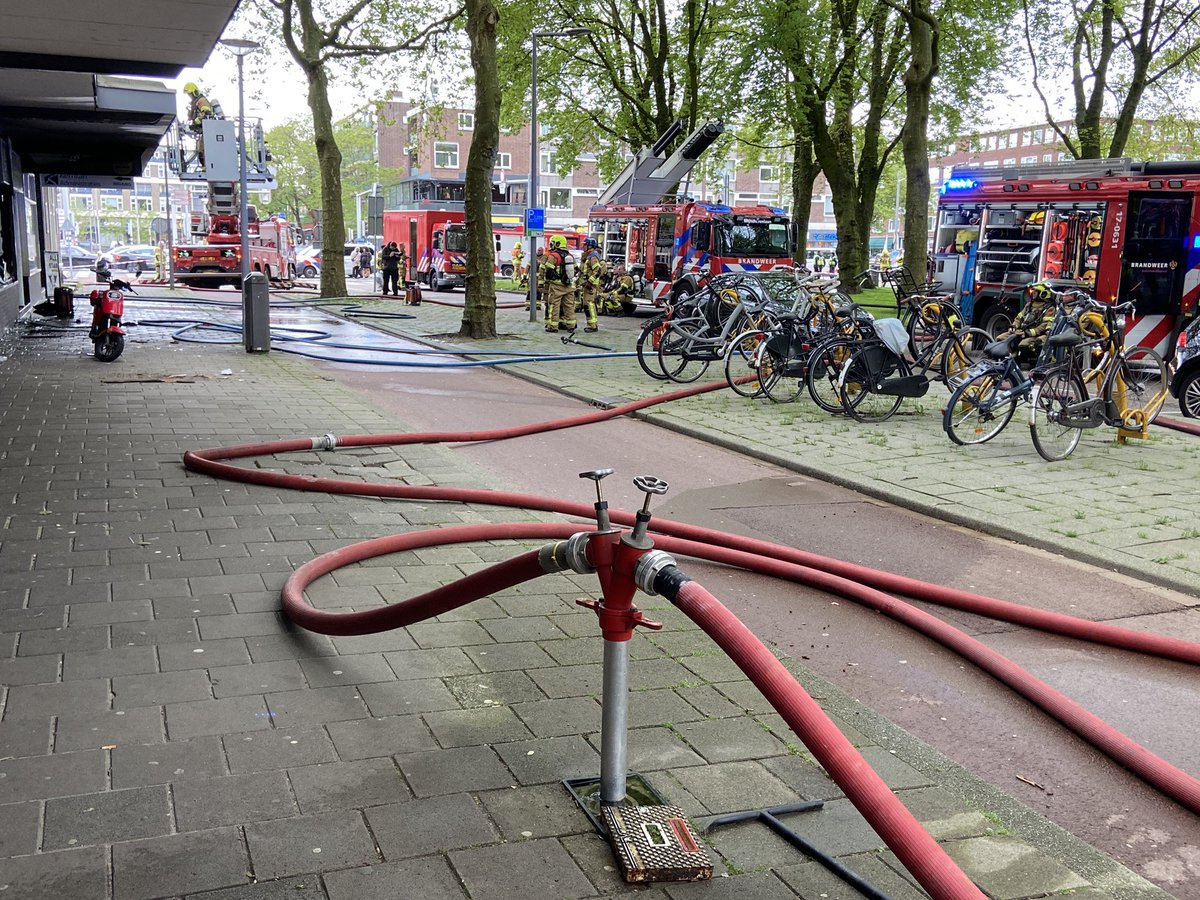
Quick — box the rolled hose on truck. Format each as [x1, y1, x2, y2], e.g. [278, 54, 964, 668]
[183, 377, 1200, 898]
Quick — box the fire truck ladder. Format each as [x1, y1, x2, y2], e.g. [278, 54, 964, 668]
[597, 120, 726, 206]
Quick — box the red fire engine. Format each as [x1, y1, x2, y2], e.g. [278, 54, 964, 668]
[174, 202, 296, 287]
[934, 157, 1200, 356]
[492, 222, 584, 276]
[588, 201, 793, 306]
[585, 119, 792, 307]
[383, 210, 469, 291]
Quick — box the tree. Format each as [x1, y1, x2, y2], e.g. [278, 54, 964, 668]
[1022, 0, 1200, 158]
[459, 0, 501, 338]
[253, 0, 463, 297]
[265, 118, 320, 226]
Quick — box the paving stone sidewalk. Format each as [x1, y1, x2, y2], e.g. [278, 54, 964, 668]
[0, 313, 1168, 899]
[359, 293, 1200, 596]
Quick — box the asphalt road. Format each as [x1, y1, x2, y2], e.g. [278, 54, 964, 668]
[324, 353, 1200, 896]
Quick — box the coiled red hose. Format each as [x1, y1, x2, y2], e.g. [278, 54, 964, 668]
[186, 377, 1200, 897]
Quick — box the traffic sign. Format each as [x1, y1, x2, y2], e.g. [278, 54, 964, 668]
[42, 173, 135, 190]
[525, 207, 545, 234]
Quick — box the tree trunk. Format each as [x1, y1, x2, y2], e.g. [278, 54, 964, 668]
[306, 64, 348, 298]
[900, 6, 937, 281]
[459, 0, 500, 339]
[790, 132, 817, 261]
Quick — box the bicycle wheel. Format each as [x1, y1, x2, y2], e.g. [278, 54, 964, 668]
[724, 327, 770, 397]
[938, 327, 992, 385]
[944, 368, 1018, 445]
[658, 327, 711, 383]
[906, 299, 947, 357]
[806, 336, 856, 413]
[1029, 370, 1085, 461]
[839, 344, 908, 423]
[759, 344, 803, 403]
[1116, 346, 1168, 426]
[636, 316, 670, 380]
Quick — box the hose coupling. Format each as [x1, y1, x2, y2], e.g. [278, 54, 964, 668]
[312, 433, 338, 451]
[633, 550, 678, 597]
[538, 541, 571, 574]
[563, 531, 596, 574]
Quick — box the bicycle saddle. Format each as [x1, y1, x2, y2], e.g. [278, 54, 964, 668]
[833, 303, 861, 318]
[985, 334, 1021, 360]
[1048, 329, 1084, 347]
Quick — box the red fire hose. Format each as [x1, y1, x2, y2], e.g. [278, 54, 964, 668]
[185, 378, 1200, 899]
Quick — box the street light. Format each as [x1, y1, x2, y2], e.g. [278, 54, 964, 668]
[220, 38, 261, 284]
[529, 27, 592, 323]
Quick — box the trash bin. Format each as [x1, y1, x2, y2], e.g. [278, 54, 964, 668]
[242, 272, 271, 352]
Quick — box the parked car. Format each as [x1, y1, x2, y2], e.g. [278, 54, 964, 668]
[103, 244, 158, 275]
[296, 245, 321, 278]
[59, 244, 96, 270]
[1168, 315, 1200, 417]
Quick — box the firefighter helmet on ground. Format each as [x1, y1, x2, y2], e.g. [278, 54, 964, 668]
[549, 234, 568, 251]
[1025, 280, 1054, 302]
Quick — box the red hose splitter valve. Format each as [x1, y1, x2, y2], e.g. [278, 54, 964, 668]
[539, 471, 680, 804]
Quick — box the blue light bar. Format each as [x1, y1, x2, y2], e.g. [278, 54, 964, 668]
[939, 177, 979, 195]
[1193, 234, 1200, 249]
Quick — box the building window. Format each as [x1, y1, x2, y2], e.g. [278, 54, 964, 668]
[759, 166, 778, 183]
[1021, 155, 1037, 164]
[540, 149, 556, 175]
[822, 194, 834, 216]
[433, 142, 459, 168]
[575, 188, 599, 197]
[548, 188, 571, 209]
[983, 160, 1000, 168]
[1043, 153, 1053, 163]
[458, 112, 474, 131]
[494, 152, 512, 170]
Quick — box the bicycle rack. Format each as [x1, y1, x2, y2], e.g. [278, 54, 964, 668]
[551, 469, 713, 884]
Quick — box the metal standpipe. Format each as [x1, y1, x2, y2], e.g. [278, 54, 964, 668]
[600, 638, 630, 803]
[242, 271, 271, 352]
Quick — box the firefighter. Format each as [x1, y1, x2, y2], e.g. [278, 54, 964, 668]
[510, 241, 524, 283]
[578, 237, 603, 332]
[542, 234, 577, 333]
[599, 265, 635, 316]
[1001, 280, 1057, 363]
[877, 247, 892, 270]
[184, 83, 220, 166]
[154, 241, 166, 281]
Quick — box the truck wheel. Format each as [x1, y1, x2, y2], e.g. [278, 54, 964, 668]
[982, 305, 1016, 339]
[501, 264, 514, 278]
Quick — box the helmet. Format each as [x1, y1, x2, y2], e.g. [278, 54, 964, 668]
[512, 241, 521, 250]
[583, 237, 598, 248]
[184, 82, 199, 95]
[549, 234, 568, 251]
[1025, 281, 1053, 302]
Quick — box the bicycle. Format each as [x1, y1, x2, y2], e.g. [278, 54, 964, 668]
[835, 311, 991, 423]
[1028, 298, 1168, 461]
[943, 288, 1092, 446]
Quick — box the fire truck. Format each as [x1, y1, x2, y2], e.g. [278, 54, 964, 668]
[169, 113, 287, 287]
[383, 210, 469, 291]
[933, 157, 1200, 356]
[492, 222, 584, 277]
[586, 120, 793, 307]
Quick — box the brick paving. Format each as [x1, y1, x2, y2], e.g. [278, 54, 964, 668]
[0, 302, 1172, 898]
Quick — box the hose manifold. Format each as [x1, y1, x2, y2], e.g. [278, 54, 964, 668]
[312, 433, 338, 451]
[634, 550, 678, 596]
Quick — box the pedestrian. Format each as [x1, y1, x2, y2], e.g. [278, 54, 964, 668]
[578, 237, 603, 332]
[358, 245, 373, 279]
[542, 234, 577, 333]
[381, 242, 402, 296]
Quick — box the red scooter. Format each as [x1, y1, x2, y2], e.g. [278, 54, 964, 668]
[88, 278, 132, 361]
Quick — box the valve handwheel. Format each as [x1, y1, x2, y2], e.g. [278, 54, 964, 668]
[580, 468, 615, 482]
[633, 475, 669, 495]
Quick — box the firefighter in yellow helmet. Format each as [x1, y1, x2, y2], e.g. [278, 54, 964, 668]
[510, 240, 525, 284]
[1001, 280, 1057, 363]
[542, 234, 577, 333]
[184, 83, 218, 167]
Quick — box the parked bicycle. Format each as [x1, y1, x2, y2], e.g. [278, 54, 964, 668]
[1028, 297, 1168, 461]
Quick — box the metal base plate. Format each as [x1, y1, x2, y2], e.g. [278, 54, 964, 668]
[602, 803, 712, 883]
[563, 773, 666, 836]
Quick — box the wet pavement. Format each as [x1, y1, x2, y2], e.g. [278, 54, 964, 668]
[0, 286, 1190, 899]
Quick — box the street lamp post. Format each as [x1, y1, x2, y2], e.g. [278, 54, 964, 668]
[220, 38, 261, 285]
[528, 28, 591, 323]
